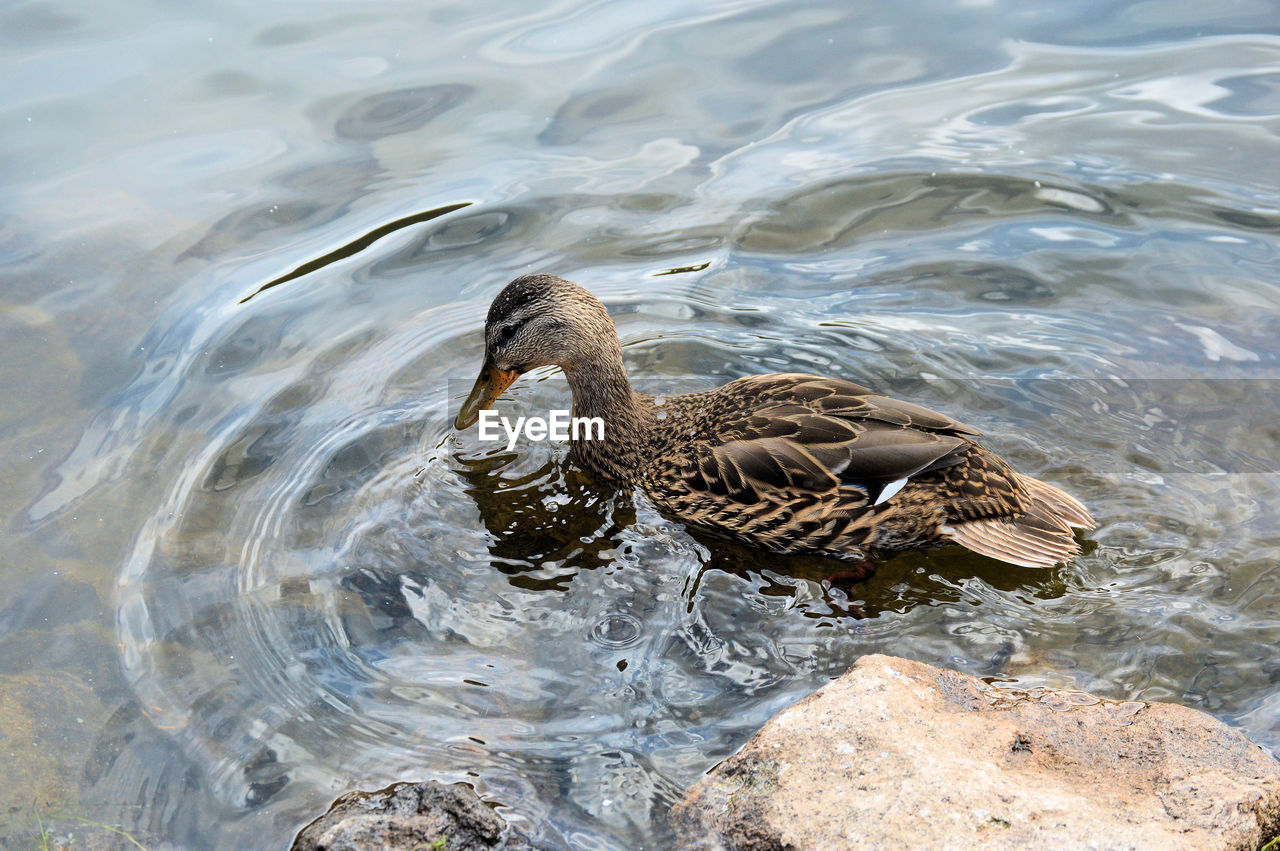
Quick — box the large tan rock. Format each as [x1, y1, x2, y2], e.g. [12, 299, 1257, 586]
[672, 654, 1280, 850]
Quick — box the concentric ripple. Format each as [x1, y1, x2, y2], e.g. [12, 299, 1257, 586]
[111, 252, 847, 847]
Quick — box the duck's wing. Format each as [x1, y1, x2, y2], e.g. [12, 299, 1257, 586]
[667, 377, 980, 506]
[651, 375, 1091, 566]
[741, 373, 983, 436]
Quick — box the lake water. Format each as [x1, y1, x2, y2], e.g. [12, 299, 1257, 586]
[3, 1, 1280, 848]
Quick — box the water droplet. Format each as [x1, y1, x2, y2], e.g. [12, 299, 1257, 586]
[656, 410, 667, 420]
[590, 613, 641, 648]
[654, 396, 666, 406]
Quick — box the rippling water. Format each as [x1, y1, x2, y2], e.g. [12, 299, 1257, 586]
[3, 1, 1280, 848]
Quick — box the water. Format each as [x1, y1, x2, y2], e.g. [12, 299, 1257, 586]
[3, 1, 1280, 847]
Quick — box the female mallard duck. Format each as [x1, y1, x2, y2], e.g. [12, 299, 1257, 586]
[455, 274, 1093, 567]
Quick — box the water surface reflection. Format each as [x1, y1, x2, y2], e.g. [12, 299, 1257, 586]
[2, 1, 1279, 848]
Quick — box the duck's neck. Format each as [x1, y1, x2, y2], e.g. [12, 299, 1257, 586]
[563, 343, 654, 485]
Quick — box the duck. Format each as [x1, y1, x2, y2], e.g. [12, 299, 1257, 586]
[454, 274, 1094, 567]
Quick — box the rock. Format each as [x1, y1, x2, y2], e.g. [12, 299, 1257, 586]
[291, 780, 533, 851]
[0, 670, 110, 824]
[672, 654, 1280, 850]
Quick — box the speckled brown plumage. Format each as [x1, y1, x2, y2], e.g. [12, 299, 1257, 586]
[456, 274, 1094, 567]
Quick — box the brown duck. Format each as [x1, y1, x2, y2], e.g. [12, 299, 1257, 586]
[455, 274, 1094, 567]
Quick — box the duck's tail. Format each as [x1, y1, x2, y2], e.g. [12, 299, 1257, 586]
[942, 475, 1095, 568]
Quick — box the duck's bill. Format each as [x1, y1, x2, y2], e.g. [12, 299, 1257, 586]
[455, 361, 520, 429]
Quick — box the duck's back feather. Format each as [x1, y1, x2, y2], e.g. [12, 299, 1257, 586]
[645, 373, 1093, 565]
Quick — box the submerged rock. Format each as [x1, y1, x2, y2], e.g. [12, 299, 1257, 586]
[291, 780, 532, 851]
[672, 654, 1280, 850]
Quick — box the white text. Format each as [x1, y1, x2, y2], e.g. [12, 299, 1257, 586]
[477, 409, 604, 450]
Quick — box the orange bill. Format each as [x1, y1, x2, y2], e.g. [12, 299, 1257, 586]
[455, 360, 520, 429]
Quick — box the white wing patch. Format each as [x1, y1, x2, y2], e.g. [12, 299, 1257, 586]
[873, 477, 909, 506]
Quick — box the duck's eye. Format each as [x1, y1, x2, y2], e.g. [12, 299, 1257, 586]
[495, 323, 519, 346]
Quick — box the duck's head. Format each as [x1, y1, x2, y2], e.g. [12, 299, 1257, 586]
[455, 274, 616, 429]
